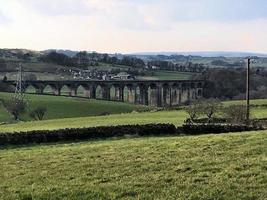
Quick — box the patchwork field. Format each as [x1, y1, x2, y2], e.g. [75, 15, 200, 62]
[0, 131, 266, 199]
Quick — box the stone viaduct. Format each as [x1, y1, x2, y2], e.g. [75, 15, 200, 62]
[5, 80, 203, 107]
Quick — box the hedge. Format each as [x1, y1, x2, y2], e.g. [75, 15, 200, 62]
[181, 123, 262, 135]
[0, 123, 176, 145]
[0, 123, 262, 146]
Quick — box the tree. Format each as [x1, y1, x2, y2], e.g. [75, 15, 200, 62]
[29, 106, 47, 120]
[223, 105, 247, 124]
[200, 99, 222, 123]
[184, 100, 202, 123]
[1, 98, 27, 120]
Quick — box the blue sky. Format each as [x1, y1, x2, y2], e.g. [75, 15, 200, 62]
[0, 0, 267, 53]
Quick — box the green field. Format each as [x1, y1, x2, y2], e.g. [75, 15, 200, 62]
[0, 104, 266, 133]
[152, 71, 195, 80]
[0, 110, 187, 133]
[0, 92, 267, 133]
[0, 131, 266, 199]
[138, 71, 195, 80]
[0, 92, 148, 122]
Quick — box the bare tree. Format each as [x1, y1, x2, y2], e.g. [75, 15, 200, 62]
[200, 99, 222, 123]
[224, 105, 248, 124]
[185, 100, 202, 123]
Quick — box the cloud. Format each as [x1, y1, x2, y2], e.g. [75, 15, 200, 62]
[0, 11, 11, 24]
[21, 0, 94, 16]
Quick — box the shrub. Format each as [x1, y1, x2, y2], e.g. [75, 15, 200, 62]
[30, 106, 47, 120]
[200, 99, 222, 123]
[223, 105, 248, 124]
[184, 100, 202, 123]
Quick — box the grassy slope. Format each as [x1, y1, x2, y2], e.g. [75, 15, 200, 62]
[0, 92, 147, 122]
[0, 110, 187, 133]
[0, 131, 266, 199]
[1, 98, 267, 133]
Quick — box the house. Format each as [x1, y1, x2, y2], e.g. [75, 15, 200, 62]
[112, 72, 135, 80]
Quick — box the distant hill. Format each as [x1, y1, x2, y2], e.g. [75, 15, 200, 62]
[131, 51, 267, 58]
[42, 49, 79, 57]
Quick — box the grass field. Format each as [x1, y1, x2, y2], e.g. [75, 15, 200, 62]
[138, 71, 195, 80]
[0, 92, 147, 122]
[0, 105, 266, 133]
[152, 71, 195, 80]
[0, 110, 187, 133]
[0, 92, 267, 133]
[0, 131, 266, 199]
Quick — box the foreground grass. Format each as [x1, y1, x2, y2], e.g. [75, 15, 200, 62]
[0, 131, 266, 199]
[0, 92, 147, 122]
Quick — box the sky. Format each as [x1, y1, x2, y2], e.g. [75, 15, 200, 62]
[0, 0, 267, 53]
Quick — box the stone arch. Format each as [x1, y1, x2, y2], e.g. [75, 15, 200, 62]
[171, 83, 180, 106]
[60, 85, 72, 96]
[109, 84, 117, 100]
[123, 84, 135, 103]
[76, 84, 90, 97]
[162, 83, 171, 106]
[24, 84, 38, 94]
[148, 83, 157, 107]
[43, 85, 54, 95]
[134, 85, 141, 104]
[197, 89, 202, 97]
[137, 83, 149, 105]
[95, 84, 103, 99]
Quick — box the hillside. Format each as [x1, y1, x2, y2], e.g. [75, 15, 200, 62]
[0, 92, 148, 122]
[0, 92, 267, 133]
[0, 131, 266, 199]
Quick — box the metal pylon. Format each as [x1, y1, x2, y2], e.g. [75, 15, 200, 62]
[14, 63, 25, 101]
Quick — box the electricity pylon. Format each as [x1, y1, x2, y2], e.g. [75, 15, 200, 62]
[14, 63, 25, 101]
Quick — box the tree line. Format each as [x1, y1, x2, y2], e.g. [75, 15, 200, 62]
[194, 68, 267, 100]
[39, 51, 146, 69]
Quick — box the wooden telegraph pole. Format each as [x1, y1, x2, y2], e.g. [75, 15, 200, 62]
[246, 58, 250, 124]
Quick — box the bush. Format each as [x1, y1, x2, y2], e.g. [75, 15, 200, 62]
[184, 100, 202, 123]
[223, 105, 248, 124]
[29, 106, 47, 120]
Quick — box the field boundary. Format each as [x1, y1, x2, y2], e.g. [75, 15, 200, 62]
[0, 123, 263, 146]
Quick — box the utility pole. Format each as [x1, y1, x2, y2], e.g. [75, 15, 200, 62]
[246, 58, 250, 124]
